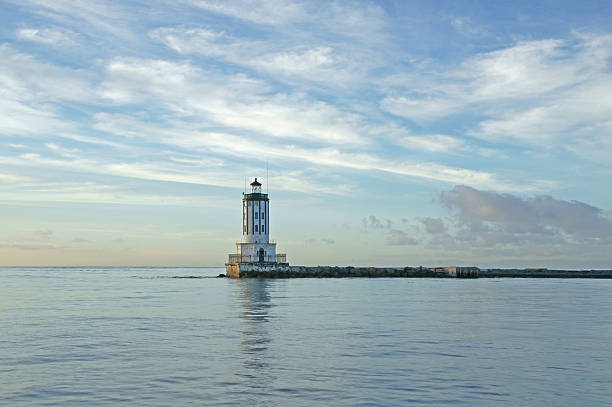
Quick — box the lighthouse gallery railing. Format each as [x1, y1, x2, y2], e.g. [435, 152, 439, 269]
[227, 254, 287, 263]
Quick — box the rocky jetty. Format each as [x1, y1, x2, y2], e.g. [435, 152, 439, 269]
[224, 264, 477, 279]
[224, 263, 612, 279]
[479, 269, 612, 278]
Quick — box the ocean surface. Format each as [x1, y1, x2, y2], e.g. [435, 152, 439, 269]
[1, 267, 611, 406]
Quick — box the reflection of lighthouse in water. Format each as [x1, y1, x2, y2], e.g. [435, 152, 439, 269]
[236, 279, 275, 383]
[226, 178, 287, 266]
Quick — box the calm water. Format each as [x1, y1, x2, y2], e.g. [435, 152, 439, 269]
[1, 267, 611, 406]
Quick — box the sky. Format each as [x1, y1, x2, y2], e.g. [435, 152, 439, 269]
[1, 0, 612, 268]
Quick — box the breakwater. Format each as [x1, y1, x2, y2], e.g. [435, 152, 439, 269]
[480, 269, 612, 278]
[224, 263, 478, 278]
[224, 263, 612, 279]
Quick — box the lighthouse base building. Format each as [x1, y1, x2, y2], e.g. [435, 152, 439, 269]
[226, 178, 287, 277]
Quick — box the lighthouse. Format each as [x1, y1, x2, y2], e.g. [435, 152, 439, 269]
[226, 178, 287, 266]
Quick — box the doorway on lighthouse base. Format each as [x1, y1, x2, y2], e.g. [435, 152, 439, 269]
[258, 248, 265, 263]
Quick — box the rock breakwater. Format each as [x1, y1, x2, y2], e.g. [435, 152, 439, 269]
[224, 263, 612, 279]
[224, 264, 477, 278]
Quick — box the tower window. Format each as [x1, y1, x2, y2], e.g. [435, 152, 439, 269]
[261, 212, 265, 219]
[255, 212, 258, 219]
[255, 225, 258, 232]
[262, 225, 265, 233]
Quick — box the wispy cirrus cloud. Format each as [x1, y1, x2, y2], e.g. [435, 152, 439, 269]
[0, 8, 557, 210]
[8, 0, 139, 40]
[395, 134, 468, 153]
[153, 0, 389, 85]
[0, 45, 94, 136]
[187, 0, 388, 43]
[187, 0, 305, 25]
[90, 112, 531, 191]
[0, 229, 65, 251]
[0, 98, 72, 136]
[150, 26, 366, 86]
[16, 27, 77, 46]
[471, 76, 612, 148]
[381, 33, 612, 158]
[0, 145, 354, 198]
[98, 57, 369, 146]
[0, 172, 31, 183]
[382, 36, 608, 120]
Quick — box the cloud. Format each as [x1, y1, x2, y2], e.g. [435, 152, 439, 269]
[380, 33, 612, 159]
[386, 229, 418, 246]
[0, 242, 67, 251]
[252, 46, 337, 74]
[187, 0, 387, 44]
[32, 229, 54, 240]
[449, 16, 487, 38]
[400, 186, 612, 266]
[11, 0, 138, 40]
[0, 145, 353, 199]
[0, 229, 65, 251]
[421, 217, 446, 235]
[94, 58, 530, 191]
[151, 26, 364, 86]
[382, 37, 593, 121]
[463, 38, 585, 100]
[1, 17, 539, 202]
[470, 76, 612, 147]
[440, 185, 612, 242]
[98, 57, 370, 146]
[396, 134, 467, 153]
[71, 238, 91, 243]
[46, 143, 79, 158]
[150, 27, 229, 54]
[380, 96, 459, 122]
[363, 216, 419, 246]
[477, 148, 508, 159]
[188, 0, 305, 25]
[0, 45, 95, 136]
[0, 99, 71, 136]
[91, 118, 526, 192]
[362, 215, 392, 230]
[0, 186, 218, 206]
[0, 172, 31, 183]
[152, 0, 389, 85]
[16, 27, 76, 46]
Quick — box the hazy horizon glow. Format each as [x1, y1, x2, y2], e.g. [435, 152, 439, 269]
[1, 0, 612, 268]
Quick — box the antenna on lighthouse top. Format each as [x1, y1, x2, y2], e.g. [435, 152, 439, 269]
[266, 160, 269, 194]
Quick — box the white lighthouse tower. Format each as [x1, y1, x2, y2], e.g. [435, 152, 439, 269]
[227, 178, 287, 265]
